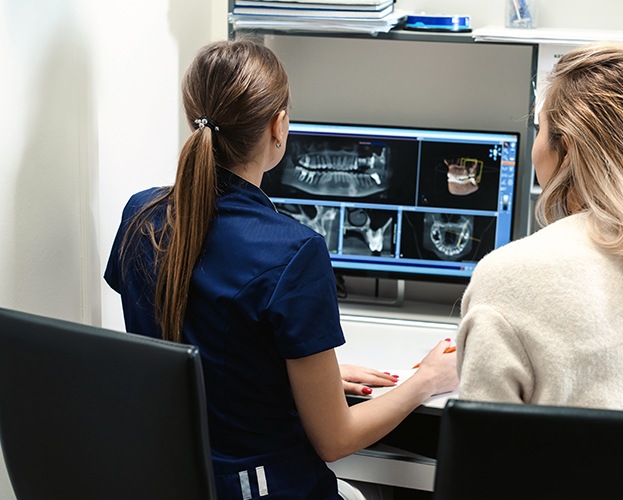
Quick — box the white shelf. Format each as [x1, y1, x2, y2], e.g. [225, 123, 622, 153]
[473, 26, 623, 45]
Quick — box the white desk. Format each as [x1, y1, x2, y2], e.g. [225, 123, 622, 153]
[337, 313, 458, 370]
[330, 304, 460, 492]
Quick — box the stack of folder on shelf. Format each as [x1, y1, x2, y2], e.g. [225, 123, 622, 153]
[230, 0, 405, 34]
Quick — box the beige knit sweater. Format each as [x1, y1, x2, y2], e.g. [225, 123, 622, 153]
[457, 212, 623, 409]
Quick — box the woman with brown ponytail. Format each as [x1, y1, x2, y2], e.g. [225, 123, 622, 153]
[105, 39, 457, 499]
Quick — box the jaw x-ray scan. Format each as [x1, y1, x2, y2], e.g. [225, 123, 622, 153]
[279, 137, 389, 198]
[423, 213, 473, 260]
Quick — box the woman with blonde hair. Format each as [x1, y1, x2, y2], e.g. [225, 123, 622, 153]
[457, 41, 623, 409]
[105, 39, 457, 499]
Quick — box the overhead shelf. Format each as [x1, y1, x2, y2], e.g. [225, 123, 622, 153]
[472, 26, 623, 44]
[231, 27, 475, 43]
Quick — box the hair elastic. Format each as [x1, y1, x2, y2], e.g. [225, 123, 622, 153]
[194, 117, 220, 132]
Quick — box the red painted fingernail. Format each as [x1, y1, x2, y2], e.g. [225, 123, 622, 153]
[445, 338, 451, 342]
[392, 374, 399, 379]
[362, 387, 373, 395]
[383, 372, 391, 375]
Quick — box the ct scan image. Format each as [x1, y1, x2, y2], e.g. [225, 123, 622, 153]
[416, 140, 502, 211]
[341, 207, 396, 257]
[400, 211, 496, 262]
[278, 136, 390, 198]
[261, 133, 419, 207]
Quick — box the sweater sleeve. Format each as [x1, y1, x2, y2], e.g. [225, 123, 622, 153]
[457, 302, 534, 404]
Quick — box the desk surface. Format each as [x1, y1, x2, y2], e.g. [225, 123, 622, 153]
[337, 307, 459, 382]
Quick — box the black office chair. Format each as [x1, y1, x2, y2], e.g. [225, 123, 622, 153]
[0, 307, 217, 500]
[433, 398, 623, 500]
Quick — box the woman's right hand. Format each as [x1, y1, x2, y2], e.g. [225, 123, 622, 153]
[412, 339, 459, 396]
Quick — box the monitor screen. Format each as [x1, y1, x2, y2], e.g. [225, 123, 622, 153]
[261, 121, 519, 283]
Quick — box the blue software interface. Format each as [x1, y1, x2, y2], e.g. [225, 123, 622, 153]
[261, 121, 519, 282]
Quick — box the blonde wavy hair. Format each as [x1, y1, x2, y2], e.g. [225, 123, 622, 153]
[535, 41, 623, 256]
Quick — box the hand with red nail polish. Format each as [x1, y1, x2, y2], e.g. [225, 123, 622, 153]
[339, 364, 398, 396]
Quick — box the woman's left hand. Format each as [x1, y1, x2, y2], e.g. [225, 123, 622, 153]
[339, 364, 398, 396]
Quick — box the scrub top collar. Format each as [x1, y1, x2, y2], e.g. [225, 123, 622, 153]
[218, 167, 278, 213]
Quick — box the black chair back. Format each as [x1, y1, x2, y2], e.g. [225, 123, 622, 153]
[434, 398, 623, 500]
[0, 307, 217, 500]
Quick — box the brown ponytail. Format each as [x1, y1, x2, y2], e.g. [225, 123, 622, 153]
[122, 40, 290, 342]
[155, 128, 218, 342]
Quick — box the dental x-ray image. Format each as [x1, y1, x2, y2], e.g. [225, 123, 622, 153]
[400, 211, 496, 262]
[423, 213, 473, 260]
[342, 208, 396, 257]
[261, 130, 422, 207]
[417, 141, 502, 211]
[280, 136, 389, 198]
[275, 203, 340, 253]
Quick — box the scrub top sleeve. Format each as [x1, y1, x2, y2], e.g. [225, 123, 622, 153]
[104, 194, 144, 294]
[104, 216, 127, 294]
[267, 235, 345, 359]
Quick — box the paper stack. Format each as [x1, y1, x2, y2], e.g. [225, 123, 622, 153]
[230, 0, 405, 35]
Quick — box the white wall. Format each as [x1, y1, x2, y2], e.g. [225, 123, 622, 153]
[0, 0, 92, 323]
[0, 1, 226, 497]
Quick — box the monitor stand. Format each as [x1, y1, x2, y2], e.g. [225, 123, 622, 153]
[339, 279, 405, 307]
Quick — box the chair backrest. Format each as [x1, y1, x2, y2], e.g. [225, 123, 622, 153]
[0, 307, 217, 500]
[434, 398, 623, 500]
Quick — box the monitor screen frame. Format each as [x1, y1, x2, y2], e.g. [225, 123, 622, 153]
[261, 120, 520, 285]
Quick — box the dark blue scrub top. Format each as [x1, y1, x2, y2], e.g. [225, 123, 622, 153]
[105, 168, 345, 472]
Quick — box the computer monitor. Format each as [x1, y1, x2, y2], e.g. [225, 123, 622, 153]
[261, 121, 520, 284]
